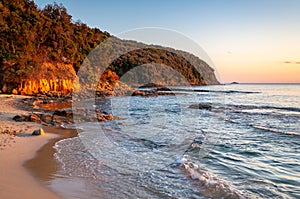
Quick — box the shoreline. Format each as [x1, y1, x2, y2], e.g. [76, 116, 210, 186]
[24, 126, 78, 186]
[0, 94, 77, 199]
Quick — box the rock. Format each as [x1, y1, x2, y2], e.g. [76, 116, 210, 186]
[132, 90, 145, 96]
[139, 83, 162, 88]
[41, 114, 53, 124]
[13, 115, 22, 122]
[12, 89, 18, 95]
[156, 87, 172, 91]
[2, 129, 17, 135]
[13, 115, 29, 122]
[104, 115, 114, 120]
[189, 103, 212, 110]
[97, 114, 106, 121]
[53, 108, 73, 117]
[13, 113, 42, 123]
[230, 82, 239, 84]
[96, 112, 114, 121]
[29, 113, 41, 122]
[52, 114, 73, 126]
[32, 128, 45, 136]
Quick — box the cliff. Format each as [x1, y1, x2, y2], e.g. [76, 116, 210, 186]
[17, 62, 76, 95]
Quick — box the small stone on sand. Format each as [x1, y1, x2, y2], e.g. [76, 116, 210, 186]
[32, 128, 45, 136]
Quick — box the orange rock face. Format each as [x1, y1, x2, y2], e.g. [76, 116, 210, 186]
[17, 62, 77, 95]
[19, 79, 75, 95]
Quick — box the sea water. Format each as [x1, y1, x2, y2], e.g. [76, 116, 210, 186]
[50, 84, 300, 198]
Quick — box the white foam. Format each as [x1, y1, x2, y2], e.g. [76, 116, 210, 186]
[178, 156, 247, 199]
[254, 125, 300, 136]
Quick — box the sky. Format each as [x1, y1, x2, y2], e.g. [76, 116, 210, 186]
[33, 0, 300, 83]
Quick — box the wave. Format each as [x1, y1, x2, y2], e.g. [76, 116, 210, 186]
[218, 113, 300, 136]
[221, 115, 299, 136]
[265, 106, 300, 113]
[155, 87, 260, 94]
[175, 156, 247, 199]
[188, 102, 300, 116]
[229, 104, 300, 113]
[253, 126, 300, 136]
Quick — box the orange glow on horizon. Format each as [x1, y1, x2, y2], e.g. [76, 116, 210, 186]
[214, 61, 300, 84]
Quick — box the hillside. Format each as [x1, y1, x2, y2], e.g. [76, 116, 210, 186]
[110, 41, 220, 86]
[0, 0, 219, 95]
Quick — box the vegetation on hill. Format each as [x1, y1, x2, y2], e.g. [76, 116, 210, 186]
[0, 0, 219, 95]
[0, 0, 109, 93]
[79, 38, 219, 88]
[109, 45, 219, 86]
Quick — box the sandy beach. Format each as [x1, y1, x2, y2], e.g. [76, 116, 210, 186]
[0, 95, 75, 199]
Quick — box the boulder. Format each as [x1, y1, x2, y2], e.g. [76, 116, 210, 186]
[32, 128, 45, 136]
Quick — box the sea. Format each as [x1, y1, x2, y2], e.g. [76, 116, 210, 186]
[50, 84, 300, 199]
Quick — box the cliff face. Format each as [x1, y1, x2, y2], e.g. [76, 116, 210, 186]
[18, 79, 75, 95]
[15, 62, 76, 95]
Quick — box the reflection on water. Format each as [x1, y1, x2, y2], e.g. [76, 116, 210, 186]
[37, 101, 72, 111]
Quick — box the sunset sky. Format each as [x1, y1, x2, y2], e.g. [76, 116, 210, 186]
[34, 0, 300, 83]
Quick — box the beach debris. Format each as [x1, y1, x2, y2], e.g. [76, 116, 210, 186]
[32, 128, 45, 136]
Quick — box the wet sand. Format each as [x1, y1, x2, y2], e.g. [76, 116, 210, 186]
[24, 126, 78, 183]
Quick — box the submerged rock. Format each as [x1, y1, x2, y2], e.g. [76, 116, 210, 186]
[188, 104, 212, 110]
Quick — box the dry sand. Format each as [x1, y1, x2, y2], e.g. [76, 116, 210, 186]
[0, 95, 64, 199]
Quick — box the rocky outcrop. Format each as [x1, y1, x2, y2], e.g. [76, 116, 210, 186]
[12, 108, 114, 127]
